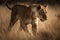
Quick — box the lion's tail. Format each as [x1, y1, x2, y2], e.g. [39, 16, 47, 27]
[5, 3, 12, 10]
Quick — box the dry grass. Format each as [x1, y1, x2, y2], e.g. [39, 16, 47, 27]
[0, 5, 60, 40]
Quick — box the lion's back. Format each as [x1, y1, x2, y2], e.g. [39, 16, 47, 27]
[12, 4, 32, 19]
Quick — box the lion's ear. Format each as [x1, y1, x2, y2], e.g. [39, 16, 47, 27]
[45, 5, 48, 11]
[37, 5, 41, 10]
[41, 4, 48, 11]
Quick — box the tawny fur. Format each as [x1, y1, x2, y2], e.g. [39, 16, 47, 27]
[6, 4, 48, 36]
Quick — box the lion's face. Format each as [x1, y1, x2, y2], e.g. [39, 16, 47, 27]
[39, 5, 48, 21]
[30, 4, 48, 22]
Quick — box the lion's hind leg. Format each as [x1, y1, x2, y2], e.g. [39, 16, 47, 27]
[19, 21, 29, 32]
[8, 13, 18, 31]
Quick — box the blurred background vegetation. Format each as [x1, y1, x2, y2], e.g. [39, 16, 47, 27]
[0, 0, 60, 5]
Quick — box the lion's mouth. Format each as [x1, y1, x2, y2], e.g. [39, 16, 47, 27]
[40, 18, 47, 22]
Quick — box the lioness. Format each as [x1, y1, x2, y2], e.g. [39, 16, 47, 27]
[6, 3, 48, 36]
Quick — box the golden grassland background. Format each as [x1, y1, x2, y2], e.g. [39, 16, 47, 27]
[0, 5, 60, 40]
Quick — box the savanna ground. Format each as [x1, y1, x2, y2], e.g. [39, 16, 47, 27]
[0, 4, 60, 40]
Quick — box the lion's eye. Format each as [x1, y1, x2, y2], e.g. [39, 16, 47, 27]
[37, 6, 41, 10]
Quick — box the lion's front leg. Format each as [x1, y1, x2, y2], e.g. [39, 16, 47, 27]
[31, 20, 37, 36]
